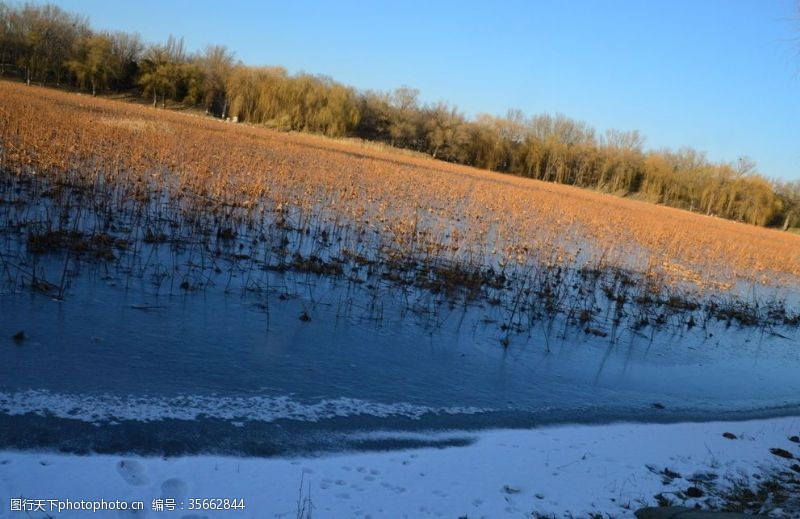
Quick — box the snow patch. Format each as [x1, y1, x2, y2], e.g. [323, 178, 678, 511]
[3, 416, 799, 518]
[0, 389, 486, 424]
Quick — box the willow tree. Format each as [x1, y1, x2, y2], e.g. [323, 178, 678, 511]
[199, 45, 235, 117]
[775, 180, 800, 230]
[388, 86, 421, 148]
[356, 91, 393, 141]
[67, 33, 112, 95]
[226, 66, 282, 122]
[312, 80, 360, 137]
[138, 36, 185, 108]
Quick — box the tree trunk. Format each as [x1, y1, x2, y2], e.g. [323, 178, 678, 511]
[705, 194, 715, 215]
[152, 89, 157, 108]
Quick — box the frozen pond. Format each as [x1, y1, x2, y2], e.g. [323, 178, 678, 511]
[1, 268, 799, 456]
[1, 174, 799, 457]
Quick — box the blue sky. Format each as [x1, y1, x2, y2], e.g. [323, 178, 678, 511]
[50, 0, 800, 179]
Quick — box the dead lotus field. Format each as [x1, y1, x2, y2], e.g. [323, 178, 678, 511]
[0, 81, 798, 341]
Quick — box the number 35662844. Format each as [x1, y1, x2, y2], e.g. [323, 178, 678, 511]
[188, 498, 245, 510]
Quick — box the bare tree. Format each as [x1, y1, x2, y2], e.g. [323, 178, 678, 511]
[200, 45, 235, 117]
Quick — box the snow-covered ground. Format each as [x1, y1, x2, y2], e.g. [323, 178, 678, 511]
[2, 417, 799, 518]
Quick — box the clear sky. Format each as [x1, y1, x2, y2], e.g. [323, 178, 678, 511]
[46, 0, 800, 180]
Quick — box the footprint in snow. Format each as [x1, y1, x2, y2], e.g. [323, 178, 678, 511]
[161, 478, 188, 501]
[380, 482, 406, 493]
[116, 459, 150, 486]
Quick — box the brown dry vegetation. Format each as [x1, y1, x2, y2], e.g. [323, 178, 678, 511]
[2, 2, 798, 232]
[2, 81, 797, 293]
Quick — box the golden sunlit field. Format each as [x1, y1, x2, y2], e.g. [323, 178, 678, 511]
[2, 81, 797, 286]
[1, 80, 799, 343]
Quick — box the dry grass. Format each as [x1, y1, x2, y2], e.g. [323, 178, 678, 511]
[1, 80, 798, 294]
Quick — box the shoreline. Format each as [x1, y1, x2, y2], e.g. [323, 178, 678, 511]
[3, 416, 799, 517]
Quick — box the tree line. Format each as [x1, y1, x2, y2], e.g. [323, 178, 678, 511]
[1, 2, 798, 229]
